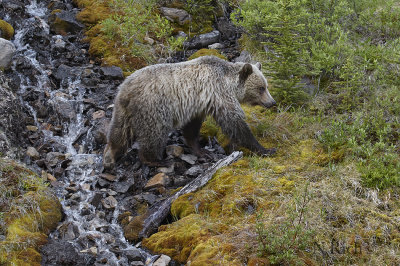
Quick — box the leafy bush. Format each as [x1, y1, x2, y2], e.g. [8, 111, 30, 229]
[100, 0, 185, 63]
[233, 0, 400, 109]
[318, 109, 400, 189]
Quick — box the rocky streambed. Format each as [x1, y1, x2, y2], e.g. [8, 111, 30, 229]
[0, 0, 244, 265]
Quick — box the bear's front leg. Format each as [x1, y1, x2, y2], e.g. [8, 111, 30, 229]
[214, 104, 276, 156]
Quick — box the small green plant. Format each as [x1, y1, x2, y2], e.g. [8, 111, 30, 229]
[318, 110, 400, 189]
[256, 184, 314, 264]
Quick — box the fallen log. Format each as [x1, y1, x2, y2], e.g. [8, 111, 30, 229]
[139, 151, 243, 239]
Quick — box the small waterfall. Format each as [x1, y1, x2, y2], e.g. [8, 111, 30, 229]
[10, 0, 158, 264]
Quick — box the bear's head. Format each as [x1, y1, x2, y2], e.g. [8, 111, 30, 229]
[238, 62, 276, 108]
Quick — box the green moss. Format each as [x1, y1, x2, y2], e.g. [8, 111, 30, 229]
[0, 20, 14, 40]
[188, 49, 227, 61]
[0, 159, 62, 265]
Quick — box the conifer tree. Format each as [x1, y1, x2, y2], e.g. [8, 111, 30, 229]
[263, 0, 309, 106]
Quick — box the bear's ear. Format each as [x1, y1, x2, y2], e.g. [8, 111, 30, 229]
[239, 63, 253, 83]
[255, 62, 262, 70]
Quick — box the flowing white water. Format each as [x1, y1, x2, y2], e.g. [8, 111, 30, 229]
[11, 0, 158, 264]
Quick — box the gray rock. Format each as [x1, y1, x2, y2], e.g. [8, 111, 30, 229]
[100, 66, 124, 80]
[51, 96, 77, 120]
[233, 50, 252, 63]
[134, 193, 158, 205]
[124, 248, 143, 261]
[93, 118, 110, 145]
[208, 43, 225, 49]
[160, 7, 191, 25]
[45, 152, 65, 168]
[52, 35, 66, 50]
[111, 179, 134, 193]
[0, 38, 16, 69]
[49, 10, 84, 35]
[180, 153, 197, 165]
[91, 193, 103, 208]
[185, 165, 203, 176]
[102, 196, 118, 209]
[53, 64, 75, 81]
[26, 146, 40, 160]
[153, 254, 171, 266]
[184, 30, 221, 50]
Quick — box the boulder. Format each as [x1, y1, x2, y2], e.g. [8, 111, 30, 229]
[0, 38, 16, 69]
[184, 30, 221, 50]
[100, 66, 124, 80]
[49, 10, 84, 35]
[160, 7, 191, 25]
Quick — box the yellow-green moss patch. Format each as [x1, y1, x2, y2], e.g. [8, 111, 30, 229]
[0, 20, 14, 40]
[188, 49, 227, 61]
[0, 159, 62, 265]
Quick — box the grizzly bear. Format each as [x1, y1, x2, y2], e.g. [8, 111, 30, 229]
[103, 56, 276, 169]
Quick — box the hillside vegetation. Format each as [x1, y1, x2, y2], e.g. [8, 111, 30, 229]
[140, 0, 400, 264]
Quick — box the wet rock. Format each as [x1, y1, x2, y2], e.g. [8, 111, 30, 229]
[111, 179, 134, 193]
[184, 30, 221, 50]
[26, 125, 38, 132]
[165, 145, 184, 158]
[52, 96, 77, 120]
[131, 262, 145, 266]
[100, 173, 117, 182]
[185, 165, 203, 176]
[153, 254, 171, 266]
[92, 110, 105, 120]
[92, 118, 109, 144]
[180, 153, 197, 165]
[97, 178, 110, 187]
[59, 222, 79, 240]
[100, 66, 124, 80]
[0, 38, 16, 69]
[124, 248, 143, 262]
[26, 146, 40, 159]
[144, 173, 168, 190]
[49, 10, 84, 35]
[102, 196, 118, 209]
[53, 167, 64, 178]
[160, 7, 191, 25]
[52, 35, 66, 50]
[53, 63, 75, 81]
[41, 239, 96, 265]
[81, 246, 98, 255]
[91, 192, 103, 208]
[45, 151, 65, 168]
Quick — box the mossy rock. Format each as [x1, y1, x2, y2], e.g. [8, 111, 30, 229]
[0, 159, 62, 265]
[0, 20, 14, 40]
[188, 49, 227, 61]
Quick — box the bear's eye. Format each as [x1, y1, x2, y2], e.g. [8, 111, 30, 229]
[259, 87, 265, 93]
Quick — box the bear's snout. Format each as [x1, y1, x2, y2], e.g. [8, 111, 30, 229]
[262, 99, 276, 108]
